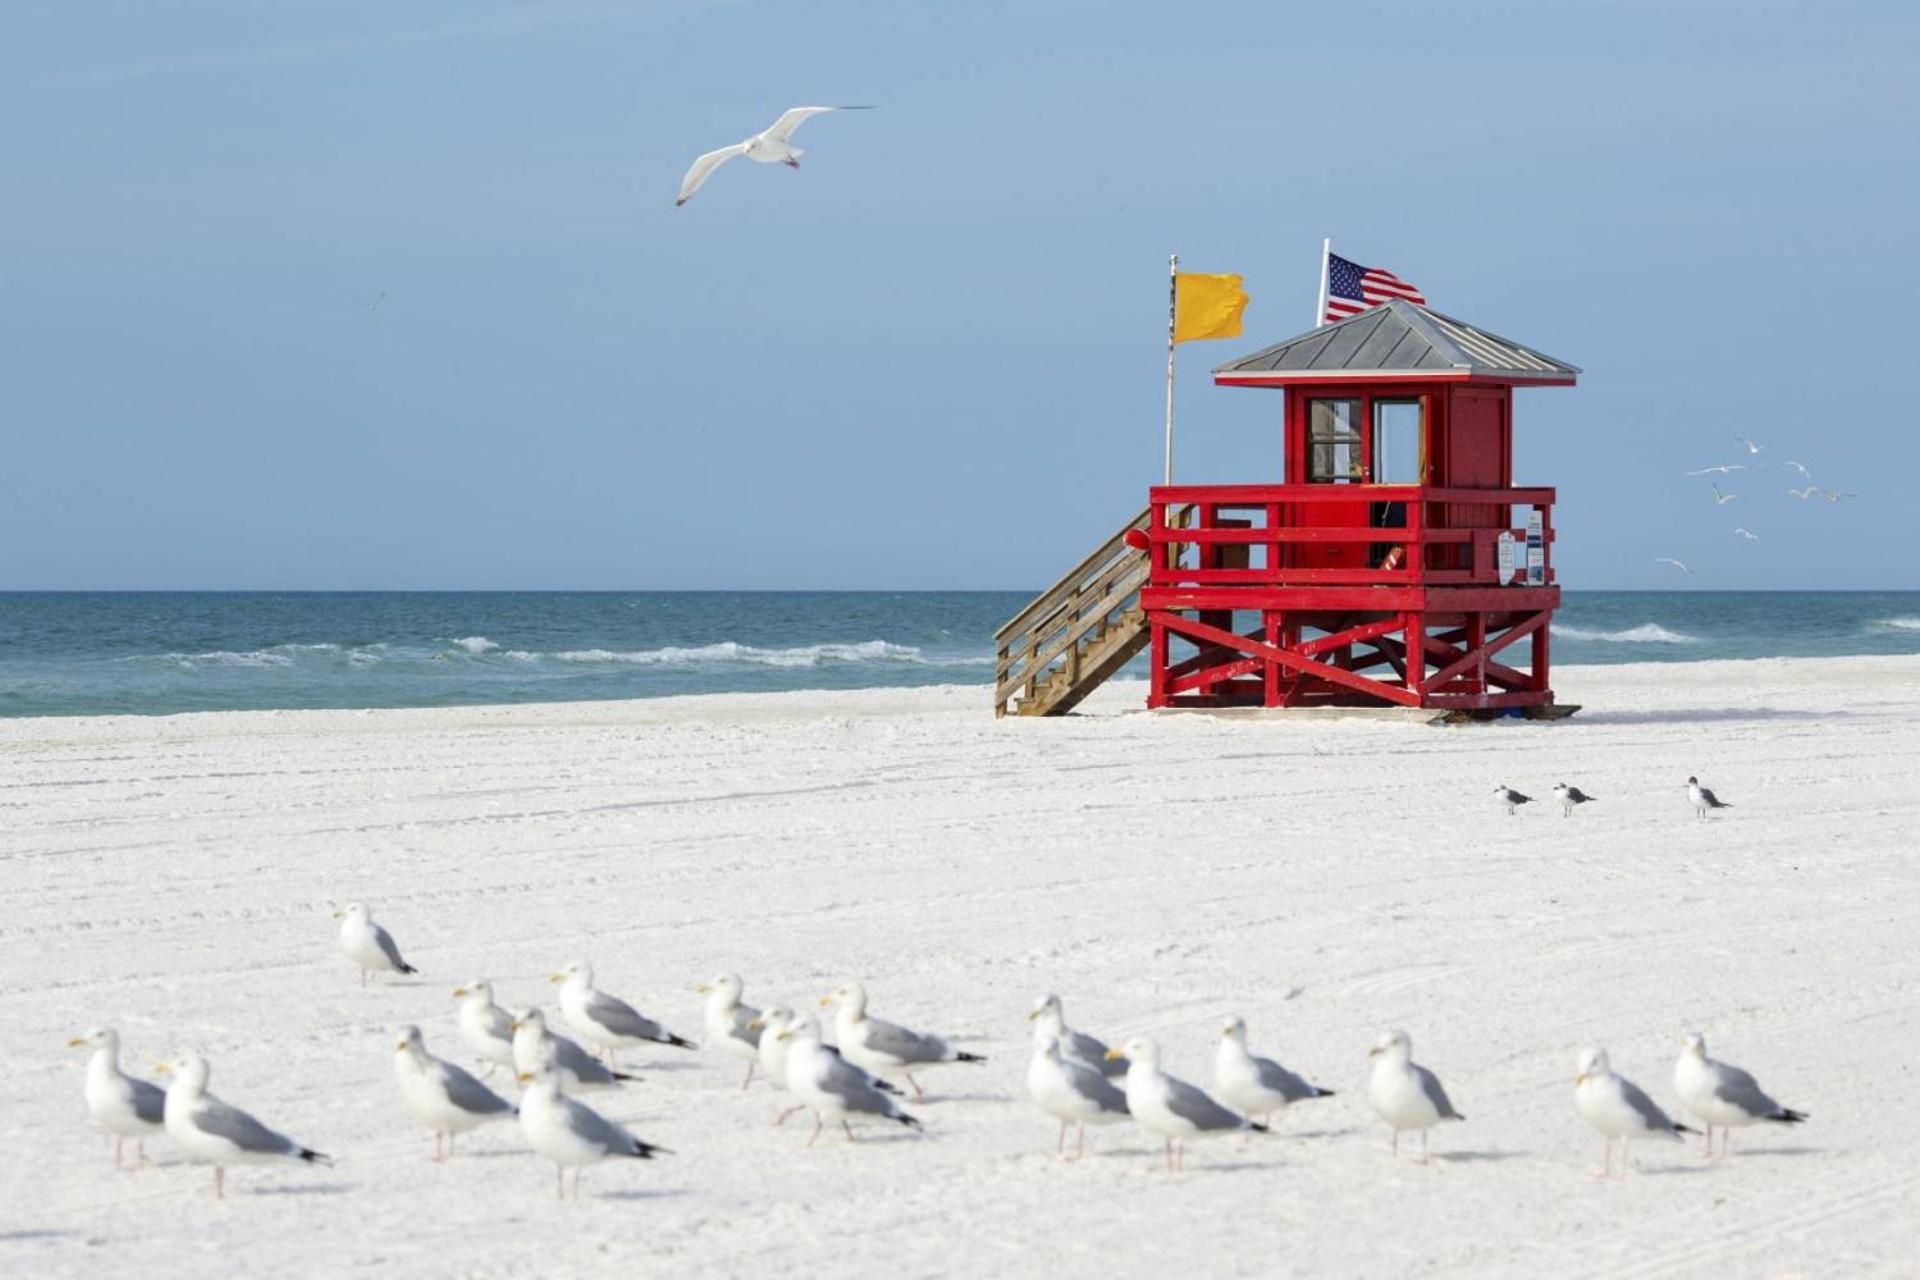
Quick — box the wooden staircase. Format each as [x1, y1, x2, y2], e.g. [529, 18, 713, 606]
[994, 507, 1155, 717]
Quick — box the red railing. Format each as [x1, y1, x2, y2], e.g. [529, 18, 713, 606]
[1146, 484, 1556, 589]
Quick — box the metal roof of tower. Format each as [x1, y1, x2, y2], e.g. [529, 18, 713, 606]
[1213, 298, 1580, 385]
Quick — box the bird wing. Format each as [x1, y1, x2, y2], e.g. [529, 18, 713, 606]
[370, 923, 410, 971]
[863, 1017, 950, 1064]
[193, 1095, 297, 1156]
[438, 1062, 513, 1116]
[130, 1077, 167, 1125]
[730, 1004, 764, 1048]
[676, 142, 748, 205]
[559, 1095, 640, 1155]
[1164, 1076, 1246, 1132]
[1253, 1055, 1321, 1103]
[1415, 1065, 1462, 1119]
[1618, 1076, 1678, 1133]
[821, 1053, 901, 1116]
[1711, 1064, 1783, 1119]
[1065, 1028, 1114, 1067]
[482, 1004, 515, 1045]
[762, 105, 862, 143]
[1063, 1060, 1130, 1115]
[586, 990, 665, 1042]
[550, 1032, 614, 1083]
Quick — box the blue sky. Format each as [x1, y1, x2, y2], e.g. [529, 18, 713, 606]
[3, 0, 1915, 590]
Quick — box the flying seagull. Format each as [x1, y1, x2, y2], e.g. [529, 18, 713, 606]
[1784, 460, 1814, 481]
[676, 106, 873, 206]
[1735, 436, 1765, 455]
[1733, 528, 1760, 541]
[1819, 489, 1859, 503]
[1684, 464, 1748, 476]
[1654, 558, 1692, 574]
[1710, 483, 1739, 505]
[1786, 486, 1820, 500]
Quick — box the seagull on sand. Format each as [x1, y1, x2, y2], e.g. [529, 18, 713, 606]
[1673, 1032, 1807, 1157]
[1684, 464, 1748, 476]
[1655, 558, 1693, 574]
[1687, 775, 1731, 819]
[155, 1052, 329, 1199]
[70, 1027, 165, 1168]
[1736, 436, 1765, 455]
[1366, 1030, 1463, 1162]
[394, 1025, 515, 1162]
[452, 980, 516, 1076]
[1710, 483, 1740, 505]
[1495, 784, 1534, 815]
[1028, 1032, 1129, 1160]
[334, 903, 417, 986]
[510, 1009, 638, 1093]
[778, 1015, 922, 1145]
[697, 972, 762, 1089]
[1107, 1037, 1267, 1172]
[516, 1064, 667, 1199]
[554, 961, 695, 1068]
[824, 982, 986, 1103]
[1029, 993, 1126, 1076]
[1552, 783, 1597, 817]
[1574, 1047, 1697, 1178]
[1733, 528, 1760, 541]
[1214, 1016, 1336, 1126]
[746, 1007, 810, 1126]
[675, 106, 874, 206]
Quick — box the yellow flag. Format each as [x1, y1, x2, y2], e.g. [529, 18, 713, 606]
[1173, 272, 1248, 343]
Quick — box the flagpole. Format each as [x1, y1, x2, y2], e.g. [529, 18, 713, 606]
[1164, 252, 1177, 485]
[1315, 237, 1331, 328]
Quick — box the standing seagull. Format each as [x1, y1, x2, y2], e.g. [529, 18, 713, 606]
[1107, 1037, 1266, 1172]
[1028, 993, 1125, 1077]
[1028, 1032, 1129, 1160]
[334, 903, 417, 986]
[1574, 1047, 1697, 1178]
[1687, 775, 1731, 819]
[697, 973, 763, 1089]
[516, 1065, 666, 1199]
[1495, 784, 1534, 815]
[779, 1016, 922, 1145]
[393, 1025, 515, 1162]
[1365, 1030, 1463, 1162]
[824, 982, 986, 1103]
[156, 1052, 329, 1199]
[1213, 1016, 1335, 1126]
[1552, 783, 1596, 818]
[452, 980, 516, 1077]
[510, 1009, 638, 1093]
[554, 962, 695, 1068]
[675, 106, 873, 206]
[70, 1027, 165, 1168]
[1673, 1032, 1806, 1157]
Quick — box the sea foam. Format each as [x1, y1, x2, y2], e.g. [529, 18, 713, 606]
[1555, 623, 1698, 644]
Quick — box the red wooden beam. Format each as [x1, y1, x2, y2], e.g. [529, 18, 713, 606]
[1161, 615, 1423, 707]
[1424, 610, 1548, 692]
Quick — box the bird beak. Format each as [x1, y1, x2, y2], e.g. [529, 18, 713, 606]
[395, 1040, 408, 1051]
[1025, 1009, 1040, 1022]
[515, 1072, 532, 1083]
[153, 1062, 171, 1074]
[1103, 1047, 1123, 1061]
[776, 1030, 791, 1042]
[819, 995, 834, 1008]
[507, 1020, 521, 1032]
[744, 1017, 764, 1031]
[548, 973, 565, 984]
[1575, 1073, 1587, 1085]
[331, 911, 344, 919]
[1367, 1046, 1382, 1058]
[67, 1035, 87, 1047]
[695, 985, 711, 995]
[452, 987, 468, 998]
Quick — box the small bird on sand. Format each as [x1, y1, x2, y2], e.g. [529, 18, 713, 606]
[394, 1025, 515, 1162]
[70, 1027, 165, 1168]
[697, 973, 762, 1089]
[675, 106, 873, 206]
[1552, 783, 1596, 817]
[1108, 1037, 1267, 1171]
[779, 1016, 922, 1145]
[1214, 1016, 1335, 1125]
[452, 980, 516, 1076]
[1029, 993, 1126, 1077]
[156, 1052, 329, 1199]
[516, 1064, 667, 1199]
[1687, 775, 1731, 819]
[1673, 1032, 1806, 1157]
[1028, 1032, 1129, 1160]
[511, 1009, 639, 1093]
[1495, 784, 1534, 815]
[554, 962, 695, 1068]
[824, 982, 986, 1103]
[1574, 1047, 1697, 1177]
[334, 903, 417, 986]
[1366, 1030, 1463, 1163]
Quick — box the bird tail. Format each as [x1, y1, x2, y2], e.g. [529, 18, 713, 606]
[955, 1051, 987, 1064]
[298, 1148, 332, 1166]
[1246, 1120, 1271, 1134]
[1770, 1108, 1808, 1124]
[661, 1033, 697, 1051]
[400, 963, 419, 975]
[1671, 1123, 1701, 1136]
[894, 1112, 922, 1130]
[629, 1141, 670, 1159]
[1311, 1087, 1337, 1098]
[612, 1070, 643, 1083]
[873, 1078, 903, 1096]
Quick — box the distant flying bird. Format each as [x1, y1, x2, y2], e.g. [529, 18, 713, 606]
[1654, 558, 1692, 574]
[1819, 489, 1859, 503]
[1733, 528, 1760, 541]
[1784, 460, 1814, 481]
[1685, 464, 1748, 476]
[1710, 484, 1739, 505]
[1735, 436, 1764, 455]
[675, 106, 873, 206]
[1786, 486, 1820, 500]
[355, 291, 387, 310]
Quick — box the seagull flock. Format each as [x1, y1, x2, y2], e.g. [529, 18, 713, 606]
[73, 827, 1803, 1195]
[1495, 773, 1730, 819]
[1660, 438, 1861, 573]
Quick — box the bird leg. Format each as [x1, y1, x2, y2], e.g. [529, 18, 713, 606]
[555, 1164, 565, 1200]
[740, 1063, 755, 1092]
[808, 1115, 824, 1148]
[843, 1121, 857, 1143]
[1391, 1129, 1399, 1158]
[1164, 1138, 1174, 1172]
[1075, 1124, 1086, 1162]
[905, 1072, 925, 1103]
[774, 1104, 806, 1127]
[114, 1137, 123, 1170]
[1419, 1131, 1430, 1165]
[434, 1131, 444, 1163]
[1597, 1137, 1611, 1179]
[213, 1166, 225, 1200]
[573, 1169, 585, 1199]
[360, 968, 368, 988]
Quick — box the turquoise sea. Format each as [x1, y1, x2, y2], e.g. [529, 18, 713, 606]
[2, 591, 1917, 718]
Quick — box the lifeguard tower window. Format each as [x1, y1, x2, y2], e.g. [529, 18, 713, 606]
[1371, 399, 1422, 484]
[1307, 398, 1364, 482]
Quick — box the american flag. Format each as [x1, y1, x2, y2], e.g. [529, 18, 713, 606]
[1323, 251, 1425, 323]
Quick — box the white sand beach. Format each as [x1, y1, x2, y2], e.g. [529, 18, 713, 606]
[4, 655, 1918, 1278]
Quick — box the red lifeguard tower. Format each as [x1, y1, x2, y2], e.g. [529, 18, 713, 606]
[994, 299, 1578, 716]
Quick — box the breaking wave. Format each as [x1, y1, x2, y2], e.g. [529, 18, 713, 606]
[1873, 617, 1920, 632]
[1555, 623, 1698, 645]
[450, 636, 498, 653]
[548, 640, 988, 668]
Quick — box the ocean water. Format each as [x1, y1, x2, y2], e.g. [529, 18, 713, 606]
[2, 591, 1917, 718]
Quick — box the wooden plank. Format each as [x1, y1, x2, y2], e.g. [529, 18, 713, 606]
[1161, 615, 1422, 707]
[1169, 657, 1265, 696]
[1424, 610, 1547, 692]
[993, 506, 1151, 641]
